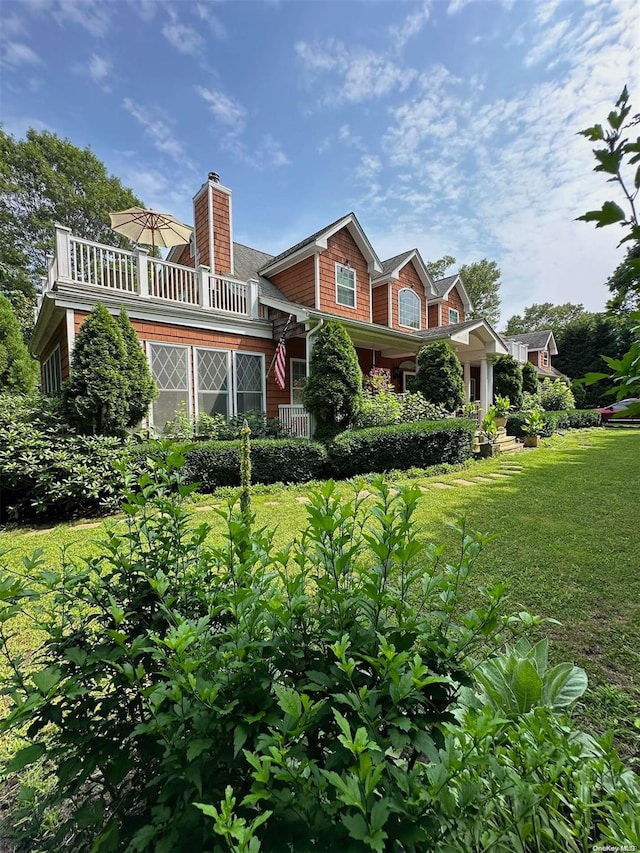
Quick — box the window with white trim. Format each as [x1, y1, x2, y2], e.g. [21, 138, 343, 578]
[290, 358, 307, 405]
[398, 289, 421, 329]
[402, 371, 416, 392]
[196, 348, 230, 417]
[542, 350, 549, 367]
[148, 343, 190, 431]
[234, 352, 265, 414]
[42, 346, 62, 394]
[336, 263, 356, 308]
[449, 307, 460, 325]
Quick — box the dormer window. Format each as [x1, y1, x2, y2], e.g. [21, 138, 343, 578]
[336, 262, 356, 308]
[542, 350, 549, 367]
[449, 308, 459, 325]
[398, 289, 421, 329]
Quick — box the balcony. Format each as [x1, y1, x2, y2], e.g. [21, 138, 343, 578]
[46, 225, 260, 319]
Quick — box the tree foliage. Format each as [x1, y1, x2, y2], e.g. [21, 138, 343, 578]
[606, 241, 640, 314]
[492, 354, 523, 410]
[63, 304, 153, 436]
[412, 341, 464, 411]
[0, 294, 38, 393]
[521, 360, 539, 395]
[117, 309, 156, 427]
[302, 320, 362, 440]
[424, 255, 456, 282]
[503, 302, 587, 336]
[458, 259, 501, 326]
[0, 128, 143, 308]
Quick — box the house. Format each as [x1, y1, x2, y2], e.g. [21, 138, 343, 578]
[503, 330, 565, 379]
[31, 172, 509, 436]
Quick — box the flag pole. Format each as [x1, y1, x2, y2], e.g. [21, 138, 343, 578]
[266, 313, 293, 379]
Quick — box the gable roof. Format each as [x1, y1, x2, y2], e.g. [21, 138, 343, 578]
[432, 273, 473, 312]
[415, 318, 508, 352]
[373, 248, 436, 296]
[503, 330, 557, 354]
[258, 212, 383, 277]
[377, 250, 415, 277]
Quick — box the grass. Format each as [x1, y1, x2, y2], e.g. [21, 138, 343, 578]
[1, 428, 639, 761]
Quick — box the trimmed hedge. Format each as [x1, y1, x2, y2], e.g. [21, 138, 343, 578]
[182, 438, 328, 492]
[506, 409, 602, 438]
[328, 418, 476, 478]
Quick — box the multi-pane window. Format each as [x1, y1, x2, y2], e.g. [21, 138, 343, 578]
[449, 308, 460, 325]
[149, 343, 189, 431]
[542, 351, 549, 367]
[336, 263, 356, 307]
[234, 352, 264, 414]
[196, 348, 230, 417]
[398, 289, 421, 329]
[42, 346, 62, 394]
[290, 358, 307, 404]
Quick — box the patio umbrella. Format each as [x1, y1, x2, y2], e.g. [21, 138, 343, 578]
[109, 207, 193, 254]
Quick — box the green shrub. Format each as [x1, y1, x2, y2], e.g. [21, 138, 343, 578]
[411, 341, 464, 411]
[328, 418, 475, 478]
[540, 377, 575, 411]
[0, 392, 126, 522]
[493, 354, 524, 410]
[0, 294, 38, 393]
[397, 391, 447, 422]
[521, 390, 542, 411]
[183, 438, 328, 490]
[1, 461, 637, 851]
[302, 320, 363, 440]
[117, 309, 157, 427]
[522, 359, 539, 394]
[354, 390, 401, 428]
[506, 409, 601, 438]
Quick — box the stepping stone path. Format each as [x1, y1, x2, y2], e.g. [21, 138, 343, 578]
[451, 479, 477, 486]
[473, 476, 495, 483]
[431, 482, 455, 489]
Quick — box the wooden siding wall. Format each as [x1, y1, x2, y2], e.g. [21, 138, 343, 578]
[391, 261, 427, 330]
[428, 304, 439, 327]
[318, 228, 371, 322]
[529, 350, 552, 372]
[441, 286, 465, 325]
[371, 284, 388, 326]
[193, 189, 210, 268]
[212, 186, 232, 275]
[41, 317, 70, 382]
[73, 311, 287, 419]
[271, 256, 315, 307]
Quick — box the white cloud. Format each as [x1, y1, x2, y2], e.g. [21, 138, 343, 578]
[162, 9, 205, 56]
[123, 98, 190, 166]
[389, 1, 431, 50]
[88, 54, 110, 85]
[197, 86, 246, 133]
[447, 0, 470, 14]
[524, 17, 571, 68]
[295, 39, 417, 104]
[1, 41, 43, 67]
[195, 2, 226, 39]
[54, 0, 111, 37]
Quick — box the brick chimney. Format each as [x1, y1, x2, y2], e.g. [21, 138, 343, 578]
[192, 172, 233, 275]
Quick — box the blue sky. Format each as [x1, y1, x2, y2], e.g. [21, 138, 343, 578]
[1, 0, 638, 325]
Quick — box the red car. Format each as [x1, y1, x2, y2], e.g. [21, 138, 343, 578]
[597, 398, 640, 423]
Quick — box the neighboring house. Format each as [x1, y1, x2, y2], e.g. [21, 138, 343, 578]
[31, 173, 508, 436]
[503, 330, 565, 379]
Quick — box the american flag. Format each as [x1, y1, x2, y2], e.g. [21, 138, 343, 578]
[274, 327, 287, 390]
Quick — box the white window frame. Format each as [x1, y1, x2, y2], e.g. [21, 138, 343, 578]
[470, 377, 477, 401]
[232, 350, 266, 415]
[194, 346, 232, 419]
[449, 307, 460, 325]
[398, 288, 421, 330]
[542, 350, 549, 367]
[335, 262, 357, 309]
[42, 344, 62, 394]
[402, 370, 416, 392]
[147, 341, 192, 430]
[290, 357, 307, 405]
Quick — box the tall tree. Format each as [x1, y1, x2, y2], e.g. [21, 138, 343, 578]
[0, 294, 38, 393]
[117, 310, 157, 427]
[412, 341, 464, 411]
[0, 128, 143, 314]
[458, 259, 501, 326]
[606, 241, 640, 314]
[424, 255, 455, 281]
[302, 320, 362, 441]
[503, 302, 587, 336]
[492, 355, 523, 410]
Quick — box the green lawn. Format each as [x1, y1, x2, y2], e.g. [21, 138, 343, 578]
[1, 428, 639, 760]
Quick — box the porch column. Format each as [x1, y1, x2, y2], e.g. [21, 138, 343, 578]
[479, 357, 493, 419]
[462, 362, 471, 403]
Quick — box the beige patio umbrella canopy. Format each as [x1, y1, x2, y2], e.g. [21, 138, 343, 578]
[109, 207, 193, 254]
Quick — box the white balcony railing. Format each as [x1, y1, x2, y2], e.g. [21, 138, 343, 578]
[505, 340, 528, 363]
[279, 404, 311, 439]
[49, 225, 260, 319]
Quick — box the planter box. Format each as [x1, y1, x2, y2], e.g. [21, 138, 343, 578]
[523, 435, 540, 448]
[494, 416, 507, 428]
[479, 441, 500, 457]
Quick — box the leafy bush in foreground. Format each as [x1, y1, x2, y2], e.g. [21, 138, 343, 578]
[506, 409, 602, 438]
[540, 377, 576, 411]
[1, 457, 637, 851]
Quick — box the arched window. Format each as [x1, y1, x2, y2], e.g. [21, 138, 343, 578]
[398, 288, 421, 329]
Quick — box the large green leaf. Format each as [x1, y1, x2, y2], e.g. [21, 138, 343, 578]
[576, 201, 626, 227]
[511, 660, 543, 713]
[5, 742, 45, 773]
[544, 663, 588, 708]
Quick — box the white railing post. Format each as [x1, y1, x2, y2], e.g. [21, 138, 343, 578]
[55, 224, 72, 280]
[135, 247, 149, 297]
[248, 278, 260, 318]
[199, 265, 211, 308]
